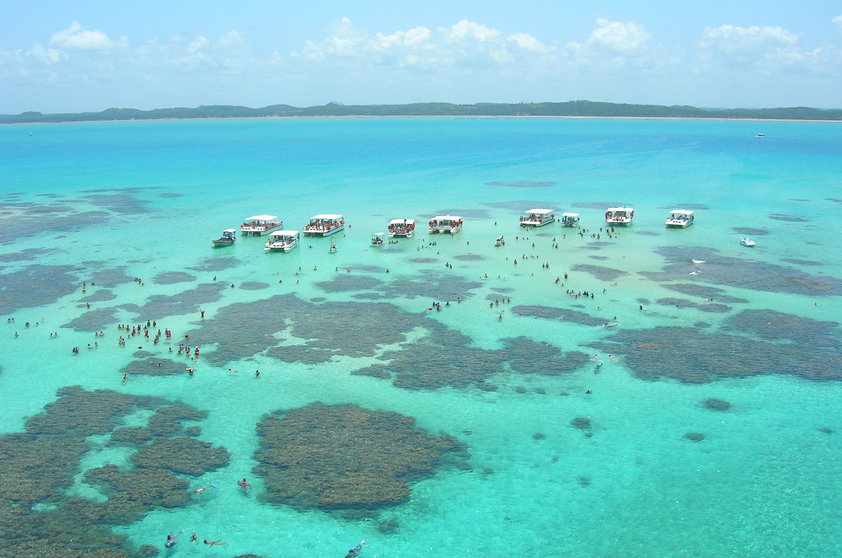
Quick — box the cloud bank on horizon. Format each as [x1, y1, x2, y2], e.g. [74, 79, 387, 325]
[2, 7, 841, 114]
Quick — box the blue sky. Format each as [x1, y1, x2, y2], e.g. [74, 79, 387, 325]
[2, 1, 841, 113]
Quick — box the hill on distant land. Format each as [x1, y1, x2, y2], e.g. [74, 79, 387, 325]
[2, 101, 840, 123]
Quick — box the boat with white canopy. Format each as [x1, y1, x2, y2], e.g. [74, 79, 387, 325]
[303, 214, 345, 237]
[241, 215, 283, 236]
[666, 209, 695, 228]
[387, 219, 415, 238]
[605, 207, 634, 225]
[520, 209, 555, 228]
[560, 213, 580, 227]
[428, 215, 463, 235]
[264, 230, 299, 252]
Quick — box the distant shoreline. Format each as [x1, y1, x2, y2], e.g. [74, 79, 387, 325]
[3, 101, 841, 125]
[6, 114, 842, 127]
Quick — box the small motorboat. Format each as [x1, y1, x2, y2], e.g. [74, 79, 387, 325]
[212, 229, 236, 247]
[495, 236, 505, 247]
[371, 233, 384, 246]
[740, 237, 756, 247]
[329, 242, 337, 253]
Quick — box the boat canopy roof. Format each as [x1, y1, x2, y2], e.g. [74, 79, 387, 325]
[310, 214, 343, 220]
[431, 215, 462, 221]
[669, 209, 694, 215]
[389, 218, 415, 225]
[562, 212, 580, 217]
[607, 207, 633, 212]
[525, 208, 554, 214]
[268, 230, 299, 237]
[244, 214, 278, 221]
[372, 232, 385, 237]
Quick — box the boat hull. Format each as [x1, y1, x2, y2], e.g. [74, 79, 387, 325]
[304, 224, 344, 237]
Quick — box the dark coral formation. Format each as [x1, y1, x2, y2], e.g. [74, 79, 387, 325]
[768, 213, 808, 222]
[121, 357, 192, 376]
[723, 309, 840, 348]
[684, 432, 705, 442]
[655, 297, 732, 313]
[119, 281, 227, 320]
[239, 281, 270, 290]
[661, 283, 748, 304]
[153, 271, 196, 284]
[570, 417, 592, 430]
[502, 337, 591, 376]
[132, 438, 229, 475]
[0, 264, 79, 314]
[189, 294, 587, 391]
[253, 403, 465, 511]
[511, 305, 609, 327]
[641, 246, 842, 296]
[571, 264, 628, 281]
[703, 398, 731, 411]
[63, 306, 122, 331]
[0, 386, 227, 557]
[591, 314, 842, 383]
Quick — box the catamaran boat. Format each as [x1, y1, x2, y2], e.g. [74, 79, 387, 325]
[387, 219, 416, 238]
[605, 207, 634, 225]
[740, 237, 756, 247]
[371, 233, 385, 246]
[666, 209, 695, 228]
[241, 215, 283, 236]
[520, 209, 555, 228]
[264, 230, 299, 252]
[561, 213, 580, 227]
[303, 214, 345, 236]
[495, 236, 505, 247]
[428, 215, 463, 235]
[212, 229, 236, 247]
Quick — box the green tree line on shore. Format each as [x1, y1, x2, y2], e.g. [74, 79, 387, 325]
[3, 101, 841, 123]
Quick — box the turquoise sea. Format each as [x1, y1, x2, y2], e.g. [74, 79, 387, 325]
[1, 117, 842, 557]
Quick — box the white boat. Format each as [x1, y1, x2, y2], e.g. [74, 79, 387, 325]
[560, 213, 580, 227]
[371, 233, 385, 246]
[241, 215, 283, 236]
[303, 214, 345, 237]
[212, 228, 236, 247]
[495, 236, 505, 247]
[520, 209, 555, 228]
[666, 209, 695, 228]
[387, 218, 415, 238]
[428, 215, 462, 235]
[264, 230, 299, 252]
[329, 241, 337, 253]
[740, 237, 756, 247]
[605, 207, 634, 225]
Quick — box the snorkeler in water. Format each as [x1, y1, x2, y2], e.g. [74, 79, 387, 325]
[238, 478, 252, 491]
[164, 534, 179, 548]
[345, 540, 365, 557]
[204, 539, 228, 546]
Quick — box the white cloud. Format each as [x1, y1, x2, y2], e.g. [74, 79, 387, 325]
[440, 20, 501, 43]
[586, 18, 651, 54]
[507, 33, 553, 54]
[27, 43, 67, 64]
[833, 15, 842, 32]
[49, 21, 115, 51]
[187, 35, 209, 53]
[220, 30, 245, 49]
[375, 26, 431, 49]
[697, 24, 812, 73]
